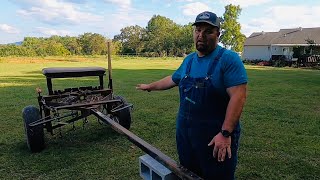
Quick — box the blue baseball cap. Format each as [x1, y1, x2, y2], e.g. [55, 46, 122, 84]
[192, 11, 220, 28]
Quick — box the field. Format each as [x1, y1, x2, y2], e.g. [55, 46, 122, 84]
[0, 56, 319, 180]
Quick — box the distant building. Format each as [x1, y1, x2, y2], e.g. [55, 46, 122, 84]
[243, 27, 320, 61]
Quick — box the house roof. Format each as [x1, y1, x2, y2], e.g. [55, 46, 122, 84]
[244, 27, 320, 46]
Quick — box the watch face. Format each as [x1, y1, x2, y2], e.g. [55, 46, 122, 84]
[221, 130, 231, 137]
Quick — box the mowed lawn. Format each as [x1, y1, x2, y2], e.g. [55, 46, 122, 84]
[0, 56, 319, 180]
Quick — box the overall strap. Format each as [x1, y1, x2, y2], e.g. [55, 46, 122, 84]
[206, 48, 226, 77]
[185, 53, 197, 77]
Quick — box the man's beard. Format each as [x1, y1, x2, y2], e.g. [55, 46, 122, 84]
[196, 44, 207, 52]
[196, 42, 209, 53]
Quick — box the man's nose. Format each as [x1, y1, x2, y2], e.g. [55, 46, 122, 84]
[198, 31, 204, 39]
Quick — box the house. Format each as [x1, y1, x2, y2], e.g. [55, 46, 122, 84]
[243, 27, 320, 61]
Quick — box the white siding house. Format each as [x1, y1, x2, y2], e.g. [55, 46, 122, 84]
[243, 27, 320, 61]
[243, 46, 270, 60]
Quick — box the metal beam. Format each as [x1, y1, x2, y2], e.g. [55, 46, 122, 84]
[91, 109, 203, 180]
[54, 100, 121, 110]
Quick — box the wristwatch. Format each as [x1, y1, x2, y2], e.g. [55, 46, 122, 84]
[221, 130, 232, 137]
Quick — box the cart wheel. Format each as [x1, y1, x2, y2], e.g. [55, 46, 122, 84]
[112, 95, 132, 130]
[22, 105, 45, 153]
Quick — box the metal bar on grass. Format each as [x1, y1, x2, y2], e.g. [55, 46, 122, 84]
[91, 109, 203, 180]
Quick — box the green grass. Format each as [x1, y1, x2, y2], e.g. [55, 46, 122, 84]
[0, 56, 319, 179]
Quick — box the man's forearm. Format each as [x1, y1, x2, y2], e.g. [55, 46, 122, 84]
[148, 75, 176, 91]
[222, 84, 247, 132]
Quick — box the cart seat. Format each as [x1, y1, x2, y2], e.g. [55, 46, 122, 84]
[42, 67, 106, 78]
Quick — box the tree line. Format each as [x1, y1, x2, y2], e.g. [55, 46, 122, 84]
[0, 33, 113, 57]
[0, 4, 245, 57]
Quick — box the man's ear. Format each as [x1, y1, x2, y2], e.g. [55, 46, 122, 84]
[215, 27, 220, 37]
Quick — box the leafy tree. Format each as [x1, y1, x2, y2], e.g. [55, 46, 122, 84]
[45, 40, 70, 56]
[0, 44, 36, 56]
[112, 16, 195, 57]
[21, 36, 70, 56]
[145, 15, 180, 56]
[114, 25, 145, 54]
[305, 38, 317, 54]
[110, 40, 122, 55]
[22, 37, 47, 56]
[79, 33, 107, 55]
[22, 37, 43, 50]
[220, 4, 246, 52]
[292, 46, 304, 58]
[178, 23, 195, 56]
[59, 36, 82, 55]
[2, 33, 110, 57]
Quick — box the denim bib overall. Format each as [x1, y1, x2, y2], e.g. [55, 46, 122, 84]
[176, 48, 240, 180]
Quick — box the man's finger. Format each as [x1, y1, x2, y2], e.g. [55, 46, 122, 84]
[213, 145, 218, 158]
[218, 148, 223, 162]
[219, 148, 226, 162]
[220, 148, 226, 162]
[208, 137, 215, 146]
[227, 146, 232, 159]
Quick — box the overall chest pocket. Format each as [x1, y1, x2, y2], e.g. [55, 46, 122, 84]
[179, 78, 211, 106]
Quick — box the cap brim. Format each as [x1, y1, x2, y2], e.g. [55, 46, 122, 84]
[192, 20, 219, 28]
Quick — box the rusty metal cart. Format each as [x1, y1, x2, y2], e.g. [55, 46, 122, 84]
[22, 43, 202, 180]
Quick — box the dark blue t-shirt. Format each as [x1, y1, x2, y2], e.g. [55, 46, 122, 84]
[172, 45, 248, 90]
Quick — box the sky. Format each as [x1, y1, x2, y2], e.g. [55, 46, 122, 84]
[1, 0, 320, 44]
